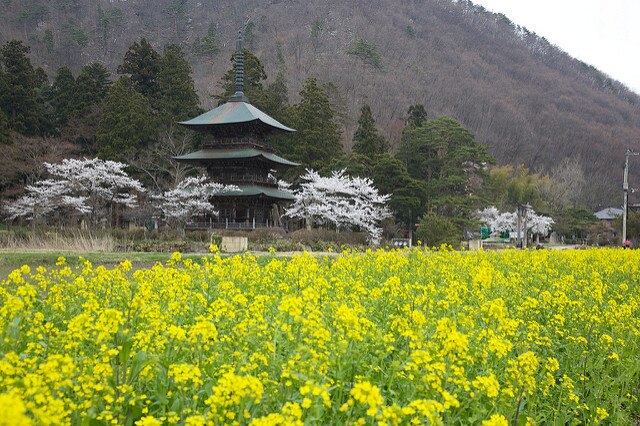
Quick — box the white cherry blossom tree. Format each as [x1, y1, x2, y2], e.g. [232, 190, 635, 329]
[3, 158, 144, 228]
[285, 169, 391, 244]
[476, 206, 554, 243]
[3, 180, 71, 227]
[153, 176, 237, 233]
[45, 158, 145, 227]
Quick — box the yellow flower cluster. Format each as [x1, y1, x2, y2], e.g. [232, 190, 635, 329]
[1, 248, 640, 424]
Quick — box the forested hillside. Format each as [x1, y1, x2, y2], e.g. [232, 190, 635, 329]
[1, 0, 639, 207]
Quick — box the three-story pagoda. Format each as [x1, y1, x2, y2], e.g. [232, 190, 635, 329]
[175, 32, 298, 229]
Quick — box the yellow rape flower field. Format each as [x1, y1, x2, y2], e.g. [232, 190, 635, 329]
[1, 248, 640, 425]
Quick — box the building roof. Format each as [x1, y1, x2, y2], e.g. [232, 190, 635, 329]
[594, 207, 623, 220]
[178, 101, 295, 133]
[173, 148, 299, 167]
[216, 184, 295, 201]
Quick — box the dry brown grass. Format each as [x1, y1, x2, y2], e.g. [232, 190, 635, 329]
[0, 230, 116, 252]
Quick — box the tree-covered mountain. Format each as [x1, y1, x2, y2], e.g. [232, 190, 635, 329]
[1, 0, 639, 207]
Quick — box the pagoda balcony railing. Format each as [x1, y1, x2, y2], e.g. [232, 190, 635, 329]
[185, 218, 287, 230]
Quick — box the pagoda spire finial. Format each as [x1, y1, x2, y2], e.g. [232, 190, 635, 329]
[230, 29, 248, 102]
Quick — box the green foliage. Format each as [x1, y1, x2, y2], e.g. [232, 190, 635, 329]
[17, 2, 48, 24]
[96, 78, 157, 162]
[416, 213, 462, 248]
[620, 210, 640, 244]
[485, 165, 544, 211]
[117, 38, 160, 99]
[0, 40, 41, 135]
[157, 44, 201, 123]
[217, 49, 268, 108]
[405, 25, 416, 37]
[326, 153, 377, 179]
[311, 20, 323, 49]
[276, 78, 343, 170]
[69, 27, 89, 47]
[244, 21, 257, 49]
[347, 39, 383, 69]
[75, 62, 111, 113]
[51, 67, 77, 127]
[262, 70, 289, 121]
[398, 116, 493, 220]
[42, 29, 54, 53]
[352, 104, 388, 158]
[552, 208, 596, 241]
[192, 23, 220, 57]
[97, 6, 125, 46]
[406, 104, 427, 128]
[372, 154, 427, 228]
[0, 110, 10, 144]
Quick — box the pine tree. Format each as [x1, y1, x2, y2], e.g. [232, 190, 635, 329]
[372, 154, 427, 228]
[76, 63, 111, 113]
[398, 116, 494, 222]
[96, 78, 157, 162]
[352, 104, 387, 158]
[216, 49, 268, 108]
[0, 40, 40, 135]
[286, 78, 343, 170]
[51, 67, 77, 127]
[117, 38, 161, 100]
[0, 110, 10, 145]
[406, 104, 427, 128]
[263, 69, 289, 121]
[157, 44, 201, 123]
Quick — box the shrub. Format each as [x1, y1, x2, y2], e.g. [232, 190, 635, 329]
[416, 213, 462, 248]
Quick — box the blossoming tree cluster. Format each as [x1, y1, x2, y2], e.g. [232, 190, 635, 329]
[152, 176, 236, 232]
[284, 169, 391, 244]
[5, 158, 144, 228]
[2, 158, 234, 230]
[4, 161, 393, 243]
[476, 206, 554, 240]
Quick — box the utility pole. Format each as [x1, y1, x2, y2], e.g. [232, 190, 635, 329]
[622, 149, 639, 245]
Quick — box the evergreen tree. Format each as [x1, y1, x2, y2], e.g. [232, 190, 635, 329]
[262, 69, 289, 121]
[117, 38, 161, 100]
[284, 78, 343, 170]
[0, 110, 10, 145]
[96, 78, 157, 162]
[216, 49, 268, 108]
[0, 40, 40, 135]
[398, 116, 493, 223]
[406, 104, 427, 128]
[34, 67, 48, 87]
[76, 63, 111, 113]
[51, 67, 77, 127]
[35, 75, 58, 137]
[372, 154, 427, 228]
[352, 104, 387, 158]
[158, 44, 201, 123]
[192, 23, 220, 57]
[416, 213, 462, 248]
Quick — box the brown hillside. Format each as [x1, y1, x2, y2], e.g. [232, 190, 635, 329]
[2, 0, 639, 207]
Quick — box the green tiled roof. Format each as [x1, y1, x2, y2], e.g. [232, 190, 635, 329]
[173, 148, 299, 167]
[218, 185, 295, 201]
[179, 101, 295, 132]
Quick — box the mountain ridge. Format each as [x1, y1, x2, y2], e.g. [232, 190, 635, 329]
[1, 0, 639, 207]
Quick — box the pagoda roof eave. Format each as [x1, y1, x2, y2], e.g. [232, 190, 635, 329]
[179, 101, 295, 133]
[216, 184, 296, 201]
[173, 148, 300, 168]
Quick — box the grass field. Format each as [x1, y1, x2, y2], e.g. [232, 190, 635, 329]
[1, 248, 639, 425]
[0, 250, 186, 279]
